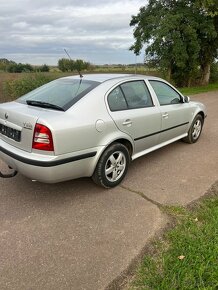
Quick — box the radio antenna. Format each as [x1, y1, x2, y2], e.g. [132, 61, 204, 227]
[134, 54, 137, 75]
[63, 48, 83, 78]
[63, 48, 72, 60]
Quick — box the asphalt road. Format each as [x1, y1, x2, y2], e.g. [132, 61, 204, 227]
[0, 91, 217, 290]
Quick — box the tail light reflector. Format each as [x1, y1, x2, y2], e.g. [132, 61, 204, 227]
[32, 123, 54, 151]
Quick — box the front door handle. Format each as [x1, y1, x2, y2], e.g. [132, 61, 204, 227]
[162, 113, 169, 119]
[122, 119, 132, 126]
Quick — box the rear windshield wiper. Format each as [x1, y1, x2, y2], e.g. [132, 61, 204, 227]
[26, 100, 64, 111]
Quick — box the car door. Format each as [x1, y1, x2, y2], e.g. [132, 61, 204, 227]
[148, 80, 193, 143]
[106, 80, 162, 154]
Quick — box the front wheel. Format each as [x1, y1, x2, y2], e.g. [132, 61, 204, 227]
[92, 143, 130, 188]
[182, 114, 204, 144]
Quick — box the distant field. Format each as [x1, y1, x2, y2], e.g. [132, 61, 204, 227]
[0, 73, 23, 102]
[0, 72, 72, 102]
[0, 69, 159, 102]
[1, 70, 217, 103]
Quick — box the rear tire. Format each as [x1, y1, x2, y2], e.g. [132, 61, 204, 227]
[183, 114, 203, 144]
[92, 143, 130, 188]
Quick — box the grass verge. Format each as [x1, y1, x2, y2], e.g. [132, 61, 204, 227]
[129, 183, 218, 290]
[179, 82, 218, 95]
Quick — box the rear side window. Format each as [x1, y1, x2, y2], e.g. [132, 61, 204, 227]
[108, 80, 153, 111]
[17, 79, 100, 111]
[120, 81, 153, 109]
[108, 87, 128, 111]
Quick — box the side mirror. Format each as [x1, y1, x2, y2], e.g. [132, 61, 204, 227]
[184, 96, 190, 103]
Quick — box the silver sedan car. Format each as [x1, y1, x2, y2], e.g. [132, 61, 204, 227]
[0, 74, 206, 187]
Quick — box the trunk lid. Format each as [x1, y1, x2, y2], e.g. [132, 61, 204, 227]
[0, 102, 39, 152]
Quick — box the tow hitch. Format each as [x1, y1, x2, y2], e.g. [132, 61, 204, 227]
[0, 168, 18, 178]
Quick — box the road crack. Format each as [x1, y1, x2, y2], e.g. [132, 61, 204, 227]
[120, 185, 163, 208]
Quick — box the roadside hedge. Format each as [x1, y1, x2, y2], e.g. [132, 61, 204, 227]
[2, 73, 54, 102]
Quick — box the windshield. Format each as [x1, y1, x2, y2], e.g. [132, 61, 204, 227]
[17, 79, 100, 111]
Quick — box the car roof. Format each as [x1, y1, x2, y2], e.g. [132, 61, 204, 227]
[61, 74, 161, 83]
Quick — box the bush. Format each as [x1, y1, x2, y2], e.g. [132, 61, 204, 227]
[36, 64, 50, 72]
[2, 73, 54, 101]
[7, 63, 34, 73]
[58, 58, 91, 72]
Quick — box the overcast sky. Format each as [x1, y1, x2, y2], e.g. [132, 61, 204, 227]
[0, 0, 146, 65]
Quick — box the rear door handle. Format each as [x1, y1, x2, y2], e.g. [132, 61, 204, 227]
[122, 119, 132, 126]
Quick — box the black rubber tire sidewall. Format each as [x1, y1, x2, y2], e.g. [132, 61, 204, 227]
[92, 143, 130, 188]
[183, 114, 203, 144]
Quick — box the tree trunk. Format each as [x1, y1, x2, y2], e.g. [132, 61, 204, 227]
[167, 66, 172, 81]
[200, 63, 211, 85]
[187, 77, 192, 88]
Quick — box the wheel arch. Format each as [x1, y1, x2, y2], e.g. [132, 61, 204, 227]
[197, 110, 205, 121]
[189, 109, 206, 129]
[91, 137, 133, 175]
[110, 138, 133, 157]
[190, 110, 205, 129]
[99, 138, 133, 162]
[183, 111, 204, 144]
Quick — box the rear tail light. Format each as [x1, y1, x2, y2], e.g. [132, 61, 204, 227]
[32, 123, 54, 151]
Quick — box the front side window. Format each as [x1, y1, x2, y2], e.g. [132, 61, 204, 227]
[108, 80, 153, 111]
[149, 80, 182, 106]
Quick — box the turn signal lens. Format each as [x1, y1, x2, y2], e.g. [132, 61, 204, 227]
[32, 123, 54, 151]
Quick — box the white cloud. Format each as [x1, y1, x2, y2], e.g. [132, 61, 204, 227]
[0, 0, 146, 64]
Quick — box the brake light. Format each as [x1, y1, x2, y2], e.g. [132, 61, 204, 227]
[32, 123, 54, 151]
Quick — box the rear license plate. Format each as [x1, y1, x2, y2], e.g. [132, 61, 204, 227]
[0, 124, 21, 142]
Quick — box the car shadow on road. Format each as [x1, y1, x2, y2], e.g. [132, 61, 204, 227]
[0, 138, 206, 215]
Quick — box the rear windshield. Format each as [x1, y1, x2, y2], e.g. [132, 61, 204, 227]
[17, 79, 100, 111]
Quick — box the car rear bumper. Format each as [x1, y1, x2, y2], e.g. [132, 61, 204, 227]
[0, 139, 103, 183]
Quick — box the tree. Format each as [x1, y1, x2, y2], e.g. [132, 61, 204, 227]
[58, 58, 74, 72]
[58, 58, 91, 74]
[196, 0, 218, 84]
[7, 63, 33, 73]
[0, 59, 16, 71]
[197, 0, 218, 16]
[73, 59, 90, 74]
[130, 0, 218, 86]
[38, 64, 50, 72]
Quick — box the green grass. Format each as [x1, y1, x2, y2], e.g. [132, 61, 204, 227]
[179, 82, 218, 95]
[130, 188, 218, 290]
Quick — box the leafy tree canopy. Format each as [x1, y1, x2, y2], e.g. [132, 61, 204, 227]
[7, 63, 34, 73]
[130, 0, 218, 86]
[0, 59, 51, 73]
[0, 59, 16, 71]
[197, 0, 218, 16]
[37, 64, 50, 72]
[58, 58, 91, 74]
